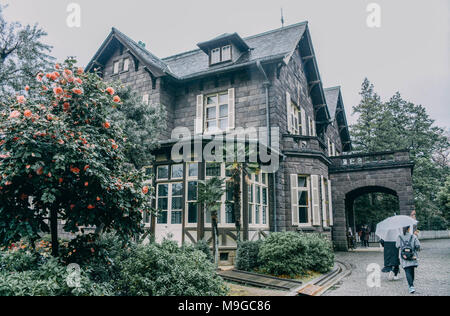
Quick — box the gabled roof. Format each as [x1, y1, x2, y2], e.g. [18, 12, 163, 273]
[85, 27, 173, 78]
[162, 21, 308, 79]
[324, 86, 352, 152]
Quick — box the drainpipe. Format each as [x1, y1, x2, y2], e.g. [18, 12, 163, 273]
[256, 61, 278, 232]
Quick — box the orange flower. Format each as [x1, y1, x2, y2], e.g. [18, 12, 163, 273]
[75, 77, 82, 84]
[63, 102, 70, 111]
[59, 178, 63, 184]
[36, 167, 44, 175]
[70, 166, 80, 174]
[113, 95, 121, 103]
[47, 114, 53, 121]
[9, 111, 21, 119]
[72, 88, 82, 95]
[84, 182, 89, 187]
[24, 110, 32, 118]
[84, 165, 89, 171]
[25, 85, 30, 91]
[17, 96, 26, 104]
[87, 204, 95, 210]
[142, 186, 149, 195]
[77, 67, 84, 75]
[103, 121, 111, 129]
[55, 64, 61, 69]
[106, 87, 115, 95]
[64, 69, 72, 76]
[96, 196, 101, 201]
[53, 87, 63, 95]
[58, 139, 64, 145]
[112, 144, 118, 150]
[70, 204, 75, 210]
[26, 165, 31, 169]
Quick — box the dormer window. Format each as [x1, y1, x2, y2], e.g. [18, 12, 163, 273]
[210, 45, 232, 65]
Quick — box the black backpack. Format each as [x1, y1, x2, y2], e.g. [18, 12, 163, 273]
[400, 234, 415, 261]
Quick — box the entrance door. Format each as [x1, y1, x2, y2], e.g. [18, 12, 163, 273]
[155, 182, 183, 245]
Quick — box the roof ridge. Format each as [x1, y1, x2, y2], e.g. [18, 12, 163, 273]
[162, 21, 308, 61]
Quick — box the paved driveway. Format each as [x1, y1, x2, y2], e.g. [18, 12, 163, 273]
[324, 239, 450, 296]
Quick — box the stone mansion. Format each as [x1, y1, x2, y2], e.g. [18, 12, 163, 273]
[86, 21, 415, 264]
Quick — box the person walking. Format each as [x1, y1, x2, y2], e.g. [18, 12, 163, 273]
[380, 238, 400, 280]
[396, 226, 421, 294]
[360, 226, 366, 247]
[364, 225, 371, 247]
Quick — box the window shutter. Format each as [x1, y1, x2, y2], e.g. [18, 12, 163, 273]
[301, 108, 307, 136]
[228, 88, 235, 130]
[286, 92, 292, 133]
[327, 137, 331, 156]
[195, 94, 204, 135]
[321, 176, 327, 227]
[311, 175, 320, 226]
[332, 143, 336, 157]
[290, 174, 298, 226]
[312, 119, 316, 136]
[328, 179, 334, 226]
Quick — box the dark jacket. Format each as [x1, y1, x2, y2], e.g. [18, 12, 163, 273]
[382, 241, 400, 267]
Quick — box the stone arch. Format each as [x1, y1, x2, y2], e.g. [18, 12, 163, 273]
[330, 164, 415, 251]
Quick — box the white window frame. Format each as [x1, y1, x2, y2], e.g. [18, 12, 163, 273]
[294, 175, 312, 227]
[156, 165, 169, 180]
[123, 58, 130, 72]
[113, 60, 120, 74]
[185, 162, 199, 227]
[204, 92, 229, 134]
[171, 164, 184, 180]
[211, 48, 221, 64]
[221, 45, 232, 61]
[248, 173, 269, 228]
[289, 101, 300, 135]
[156, 182, 183, 225]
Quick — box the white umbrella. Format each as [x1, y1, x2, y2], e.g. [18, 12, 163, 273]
[375, 215, 418, 242]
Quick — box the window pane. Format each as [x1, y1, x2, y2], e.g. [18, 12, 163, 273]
[222, 46, 231, 61]
[248, 184, 253, 202]
[188, 163, 198, 177]
[188, 181, 197, 201]
[158, 211, 168, 224]
[158, 184, 168, 197]
[262, 206, 267, 225]
[211, 49, 220, 64]
[123, 59, 130, 71]
[256, 185, 261, 204]
[226, 182, 233, 201]
[171, 164, 183, 179]
[248, 204, 253, 224]
[206, 120, 217, 132]
[226, 204, 235, 223]
[157, 166, 169, 179]
[206, 162, 221, 177]
[207, 107, 216, 119]
[188, 203, 198, 224]
[219, 94, 228, 104]
[113, 61, 120, 74]
[207, 95, 218, 105]
[299, 207, 308, 224]
[219, 104, 228, 118]
[171, 211, 182, 224]
[172, 183, 183, 197]
[262, 188, 267, 205]
[172, 197, 183, 210]
[255, 205, 260, 224]
[298, 176, 307, 188]
[158, 197, 168, 210]
[298, 190, 308, 206]
[262, 173, 267, 185]
[219, 119, 228, 131]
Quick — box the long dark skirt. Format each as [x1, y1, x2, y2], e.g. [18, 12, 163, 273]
[383, 241, 400, 267]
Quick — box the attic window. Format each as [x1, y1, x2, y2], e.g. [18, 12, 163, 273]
[210, 45, 232, 65]
[123, 58, 130, 72]
[113, 61, 120, 74]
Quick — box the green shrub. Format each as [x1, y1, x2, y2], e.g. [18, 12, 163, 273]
[235, 240, 262, 271]
[117, 240, 228, 296]
[0, 249, 40, 272]
[0, 256, 113, 296]
[258, 232, 308, 277]
[194, 239, 213, 263]
[302, 233, 335, 273]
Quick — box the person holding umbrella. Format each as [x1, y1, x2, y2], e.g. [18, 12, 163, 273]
[375, 215, 418, 290]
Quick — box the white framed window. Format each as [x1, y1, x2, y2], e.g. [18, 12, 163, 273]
[156, 182, 183, 225]
[205, 92, 229, 133]
[289, 101, 300, 135]
[211, 48, 221, 64]
[248, 173, 269, 227]
[123, 58, 130, 72]
[185, 164, 199, 226]
[113, 61, 120, 74]
[332, 143, 337, 157]
[291, 174, 312, 227]
[221, 45, 232, 61]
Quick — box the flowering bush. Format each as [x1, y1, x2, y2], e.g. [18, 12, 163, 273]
[0, 58, 153, 255]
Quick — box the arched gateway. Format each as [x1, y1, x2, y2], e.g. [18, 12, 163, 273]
[329, 150, 415, 251]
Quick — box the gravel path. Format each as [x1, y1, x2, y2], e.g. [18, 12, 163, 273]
[325, 239, 450, 296]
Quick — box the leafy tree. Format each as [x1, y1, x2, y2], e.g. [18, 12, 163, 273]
[351, 79, 450, 230]
[437, 176, 450, 226]
[0, 59, 153, 256]
[196, 177, 225, 267]
[0, 5, 54, 102]
[110, 85, 166, 169]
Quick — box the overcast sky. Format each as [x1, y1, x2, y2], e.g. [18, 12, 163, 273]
[3, 0, 449, 128]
